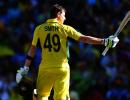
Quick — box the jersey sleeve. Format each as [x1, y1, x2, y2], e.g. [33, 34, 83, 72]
[32, 25, 40, 46]
[63, 25, 82, 40]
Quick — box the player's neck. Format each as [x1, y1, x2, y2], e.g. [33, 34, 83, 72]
[55, 18, 63, 24]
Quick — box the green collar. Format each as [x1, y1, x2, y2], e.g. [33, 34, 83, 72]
[46, 19, 58, 23]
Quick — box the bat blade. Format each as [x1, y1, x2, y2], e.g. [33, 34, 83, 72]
[102, 11, 130, 56]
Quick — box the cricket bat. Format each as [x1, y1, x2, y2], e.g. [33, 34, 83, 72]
[102, 11, 130, 56]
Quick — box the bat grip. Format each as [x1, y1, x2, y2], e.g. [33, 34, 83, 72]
[102, 47, 109, 56]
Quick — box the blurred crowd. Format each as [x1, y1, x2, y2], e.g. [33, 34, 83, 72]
[0, 0, 130, 100]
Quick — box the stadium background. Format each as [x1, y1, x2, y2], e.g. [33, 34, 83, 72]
[0, 0, 130, 100]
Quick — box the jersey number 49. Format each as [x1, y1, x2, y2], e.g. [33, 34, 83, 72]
[44, 33, 61, 52]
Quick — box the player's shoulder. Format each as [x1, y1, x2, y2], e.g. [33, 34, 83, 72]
[63, 24, 74, 30]
[35, 24, 41, 29]
[35, 23, 46, 30]
[63, 24, 72, 28]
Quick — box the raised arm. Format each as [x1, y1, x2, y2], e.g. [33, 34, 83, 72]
[78, 34, 119, 54]
[78, 35, 104, 45]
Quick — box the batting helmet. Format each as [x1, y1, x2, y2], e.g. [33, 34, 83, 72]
[16, 76, 34, 96]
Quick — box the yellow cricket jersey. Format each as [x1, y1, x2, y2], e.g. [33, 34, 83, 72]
[32, 19, 81, 68]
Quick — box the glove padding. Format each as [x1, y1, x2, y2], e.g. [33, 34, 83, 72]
[104, 35, 119, 48]
[16, 66, 29, 84]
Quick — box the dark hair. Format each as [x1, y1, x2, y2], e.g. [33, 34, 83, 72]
[50, 4, 66, 18]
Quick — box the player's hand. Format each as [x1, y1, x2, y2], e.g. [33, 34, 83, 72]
[16, 66, 29, 83]
[104, 35, 119, 48]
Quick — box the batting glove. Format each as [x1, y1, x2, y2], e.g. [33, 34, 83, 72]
[16, 66, 29, 84]
[104, 35, 119, 48]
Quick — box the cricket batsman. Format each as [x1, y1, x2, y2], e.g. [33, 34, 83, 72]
[16, 4, 119, 100]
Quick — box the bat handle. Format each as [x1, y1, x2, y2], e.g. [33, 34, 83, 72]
[102, 47, 109, 56]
